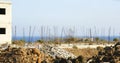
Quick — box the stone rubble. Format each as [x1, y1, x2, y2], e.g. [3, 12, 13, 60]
[0, 46, 42, 63]
[88, 42, 120, 63]
[40, 44, 76, 59]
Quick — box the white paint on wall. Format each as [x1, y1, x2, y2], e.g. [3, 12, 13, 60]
[0, 1, 12, 44]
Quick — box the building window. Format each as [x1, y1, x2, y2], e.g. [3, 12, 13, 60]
[0, 28, 6, 34]
[0, 8, 6, 15]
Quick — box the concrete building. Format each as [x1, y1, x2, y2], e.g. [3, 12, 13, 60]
[0, 0, 12, 44]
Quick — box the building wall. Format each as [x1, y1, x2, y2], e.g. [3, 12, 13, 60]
[0, 1, 12, 44]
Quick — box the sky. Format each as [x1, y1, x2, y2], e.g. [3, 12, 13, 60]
[12, 0, 120, 36]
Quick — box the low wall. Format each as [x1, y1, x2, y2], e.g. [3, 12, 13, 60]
[57, 44, 114, 49]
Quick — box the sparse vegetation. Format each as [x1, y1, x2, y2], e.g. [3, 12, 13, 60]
[36, 40, 44, 43]
[97, 46, 104, 51]
[0, 43, 8, 47]
[113, 38, 119, 42]
[65, 48, 98, 60]
[64, 37, 78, 43]
[12, 40, 25, 46]
[72, 45, 78, 49]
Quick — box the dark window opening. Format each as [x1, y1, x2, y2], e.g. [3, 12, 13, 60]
[0, 28, 6, 34]
[0, 8, 6, 15]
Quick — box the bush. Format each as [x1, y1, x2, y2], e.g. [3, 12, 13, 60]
[54, 42, 61, 45]
[89, 42, 93, 45]
[73, 45, 78, 49]
[85, 39, 89, 42]
[113, 38, 119, 42]
[95, 37, 99, 41]
[36, 40, 44, 43]
[64, 37, 78, 43]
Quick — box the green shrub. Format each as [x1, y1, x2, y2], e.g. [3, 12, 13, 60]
[85, 39, 89, 42]
[113, 38, 119, 42]
[95, 37, 99, 41]
[36, 40, 44, 43]
[73, 45, 78, 49]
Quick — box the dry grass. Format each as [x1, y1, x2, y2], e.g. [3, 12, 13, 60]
[64, 48, 98, 59]
[12, 40, 26, 46]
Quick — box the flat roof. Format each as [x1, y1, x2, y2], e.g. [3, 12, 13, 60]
[0, 0, 11, 4]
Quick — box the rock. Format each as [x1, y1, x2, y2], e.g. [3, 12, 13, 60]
[32, 48, 41, 56]
[37, 57, 41, 63]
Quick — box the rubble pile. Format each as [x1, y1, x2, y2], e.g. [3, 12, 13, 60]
[41, 44, 76, 59]
[0, 46, 42, 63]
[88, 42, 120, 63]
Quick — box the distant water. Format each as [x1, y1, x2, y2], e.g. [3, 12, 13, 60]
[12, 36, 120, 42]
[12, 36, 42, 42]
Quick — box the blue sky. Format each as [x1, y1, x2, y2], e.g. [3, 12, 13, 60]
[12, 0, 120, 36]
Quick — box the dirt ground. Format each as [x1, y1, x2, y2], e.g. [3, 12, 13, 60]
[64, 48, 98, 59]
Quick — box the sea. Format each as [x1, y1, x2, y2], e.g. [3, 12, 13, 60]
[12, 36, 120, 42]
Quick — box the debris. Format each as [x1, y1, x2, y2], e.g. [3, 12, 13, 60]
[0, 46, 42, 63]
[88, 42, 120, 63]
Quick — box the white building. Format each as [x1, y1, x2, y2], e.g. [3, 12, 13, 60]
[0, 0, 12, 44]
